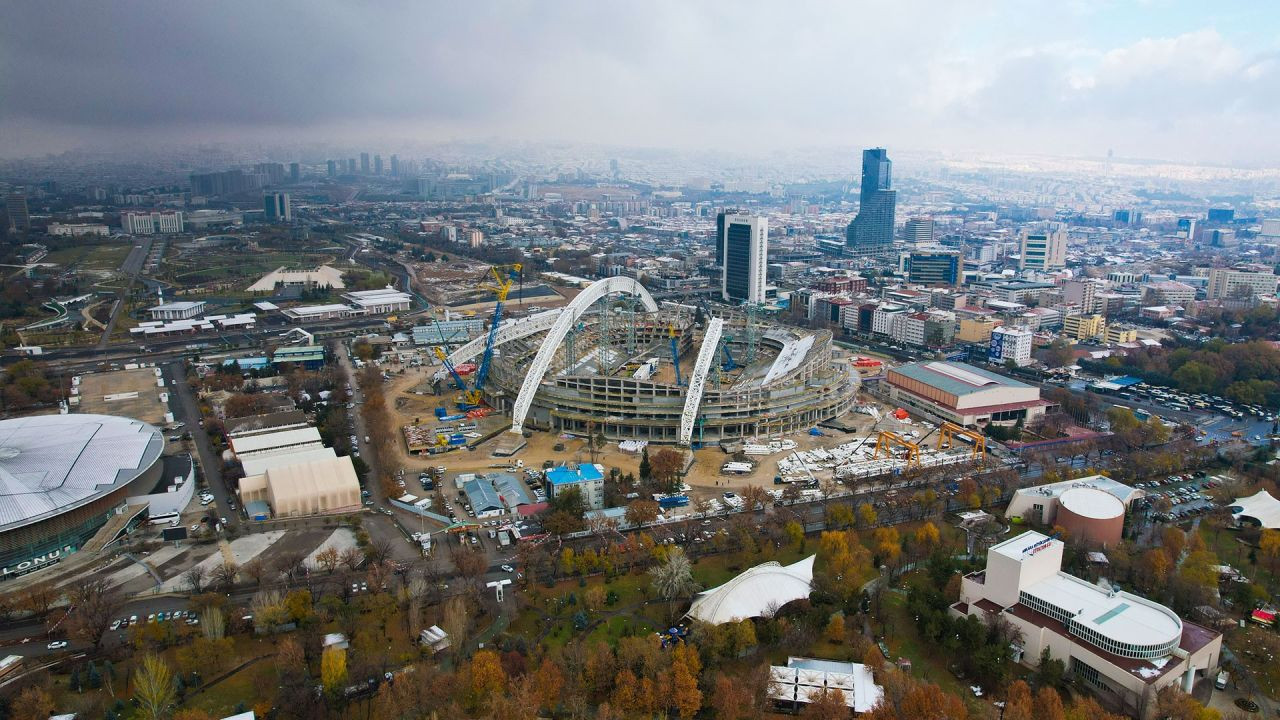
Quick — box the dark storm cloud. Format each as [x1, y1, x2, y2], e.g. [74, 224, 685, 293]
[1, 1, 1278, 162]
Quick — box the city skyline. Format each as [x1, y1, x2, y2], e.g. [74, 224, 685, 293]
[1, 1, 1278, 165]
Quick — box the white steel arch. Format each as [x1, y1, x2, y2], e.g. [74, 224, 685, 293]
[678, 317, 723, 446]
[447, 309, 561, 365]
[508, 277, 659, 434]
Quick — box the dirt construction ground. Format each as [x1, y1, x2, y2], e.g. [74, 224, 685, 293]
[377, 364, 889, 500]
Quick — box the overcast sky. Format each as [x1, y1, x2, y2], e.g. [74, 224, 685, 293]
[2, 1, 1277, 164]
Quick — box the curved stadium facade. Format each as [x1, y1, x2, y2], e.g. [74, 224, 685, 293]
[0, 414, 164, 578]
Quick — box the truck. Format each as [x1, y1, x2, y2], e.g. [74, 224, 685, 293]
[658, 495, 690, 509]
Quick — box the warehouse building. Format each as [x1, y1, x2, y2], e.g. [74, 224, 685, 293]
[238, 455, 361, 518]
[885, 361, 1049, 427]
[0, 415, 164, 579]
[954, 531, 1221, 715]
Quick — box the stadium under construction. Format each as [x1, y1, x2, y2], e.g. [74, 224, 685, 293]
[443, 277, 858, 445]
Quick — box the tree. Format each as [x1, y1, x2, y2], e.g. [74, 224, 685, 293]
[65, 578, 124, 650]
[533, 657, 565, 713]
[625, 499, 660, 527]
[11, 686, 53, 720]
[639, 447, 652, 480]
[314, 546, 341, 574]
[825, 614, 847, 644]
[800, 687, 849, 720]
[1032, 686, 1066, 720]
[466, 649, 507, 712]
[740, 484, 768, 512]
[857, 502, 877, 528]
[320, 646, 347, 697]
[1002, 680, 1033, 720]
[650, 548, 697, 602]
[670, 643, 702, 720]
[134, 654, 177, 720]
[1261, 529, 1280, 570]
[649, 448, 685, 492]
[209, 561, 238, 592]
[183, 566, 207, 594]
[913, 522, 941, 553]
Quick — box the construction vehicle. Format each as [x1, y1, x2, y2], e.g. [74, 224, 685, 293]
[433, 346, 469, 393]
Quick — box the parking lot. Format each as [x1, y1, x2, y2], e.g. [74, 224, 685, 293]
[1134, 472, 1226, 523]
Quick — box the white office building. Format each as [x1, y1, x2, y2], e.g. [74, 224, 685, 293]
[720, 214, 768, 304]
[1019, 227, 1067, 271]
[954, 531, 1221, 716]
[121, 211, 184, 235]
[988, 326, 1032, 365]
[1205, 268, 1278, 300]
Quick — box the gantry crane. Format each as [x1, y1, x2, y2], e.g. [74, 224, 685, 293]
[874, 430, 921, 468]
[936, 421, 987, 461]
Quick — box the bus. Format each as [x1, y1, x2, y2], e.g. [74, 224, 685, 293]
[148, 512, 179, 526]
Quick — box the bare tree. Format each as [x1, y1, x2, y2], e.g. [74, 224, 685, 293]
[340, 547, 364, 572]
[363, 537, 394, 566]
[242, 557, 273, 588]
[65, 579, 124, 650]
[210, 561, 239, 593]
[183, 566, 207, 594]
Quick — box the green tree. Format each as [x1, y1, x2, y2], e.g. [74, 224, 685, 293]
[133, 654, 177, 720]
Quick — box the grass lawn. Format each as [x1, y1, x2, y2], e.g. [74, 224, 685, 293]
[46, 243, 133, 273]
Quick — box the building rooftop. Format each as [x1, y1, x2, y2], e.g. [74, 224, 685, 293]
[148, 301, 204, 312]
[229, 427, 322, 456]
[1012, 475, 1143, 506]
[1025, 571, 1182, 649]
[0, 414, 163, 531]
[547, 463, 605, 485]
[891, 361, 1033, 396]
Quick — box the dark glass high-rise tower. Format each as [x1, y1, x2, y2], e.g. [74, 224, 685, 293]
[845, 148, 896, 257]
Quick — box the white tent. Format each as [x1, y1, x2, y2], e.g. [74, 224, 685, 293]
[687, 555, 815, 625]
[1232, 490, 1280, 529]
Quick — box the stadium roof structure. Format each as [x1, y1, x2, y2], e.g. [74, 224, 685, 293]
[687, 555, 815, 625]
[0, 414, 163, 531]
[1231, 490, 1280, 529]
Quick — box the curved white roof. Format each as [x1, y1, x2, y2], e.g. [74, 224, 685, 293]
[0, 414, 163, 531]
[1232, 490, 1280, 529]
[1025, 571, 1182, 651]
[687, 555, 814, 625]
[1059, 486, 1124, 520]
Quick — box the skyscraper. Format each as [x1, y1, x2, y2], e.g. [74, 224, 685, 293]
[347, 158, 356, 174]
[845, 148, 896, 257]
[714, 208, 740, 265]
[327, 160, 337, 177]
[390, 154, 400, 177]
[720, 214, 768, 303]
[373, 155, 382, 175]
[289, 163, 300, 183]
[264, 192, 292, 222]
[5, 194, 30, 232]
[360, 153, 370, 174]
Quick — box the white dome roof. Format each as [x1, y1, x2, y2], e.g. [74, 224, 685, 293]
[1059, 486, 1124, 520]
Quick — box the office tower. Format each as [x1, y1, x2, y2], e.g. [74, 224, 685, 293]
[904, 217, 934, 245]
[390, 155, 400, 177]
[1207, 208, 1235, 224]
[5, 194, 30, 231]
[253, 162, 286, 185]
[347, 159, 356, 174]
[373, 155, 382, 175]
[289, 163, 300, 183]
[1019, 227, 1067, 271]
[845, 148, 896, 257]
[264, 192, 292, 222]
[714, 209, 737, 265]
[907, 251, 960, 286]
[327, 160, 337, 177]
[360, 153, 370, 174]
[720, 214, 768, 303]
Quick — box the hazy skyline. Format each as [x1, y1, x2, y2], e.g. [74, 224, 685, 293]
[2, 1, 1277, 165]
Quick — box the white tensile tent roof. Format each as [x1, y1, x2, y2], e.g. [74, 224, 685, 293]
[1232, 490, 1280, 529]
[686, 555, 815, 625]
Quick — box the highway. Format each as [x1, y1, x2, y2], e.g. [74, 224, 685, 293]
[163, 360, 239, 528]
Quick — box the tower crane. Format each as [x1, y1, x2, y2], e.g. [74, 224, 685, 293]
[669, 323, 683, 386]
[468, 263, 522, 406]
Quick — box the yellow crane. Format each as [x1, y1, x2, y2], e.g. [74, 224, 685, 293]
[874, 430, 921, 468]
[936, 421, 987, 461]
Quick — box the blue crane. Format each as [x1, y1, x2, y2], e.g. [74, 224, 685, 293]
[668, 323, 683, 386]
[469, 263, 522, 406]
[433, 346, 468, 392]
[720, 336, 738, 371]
